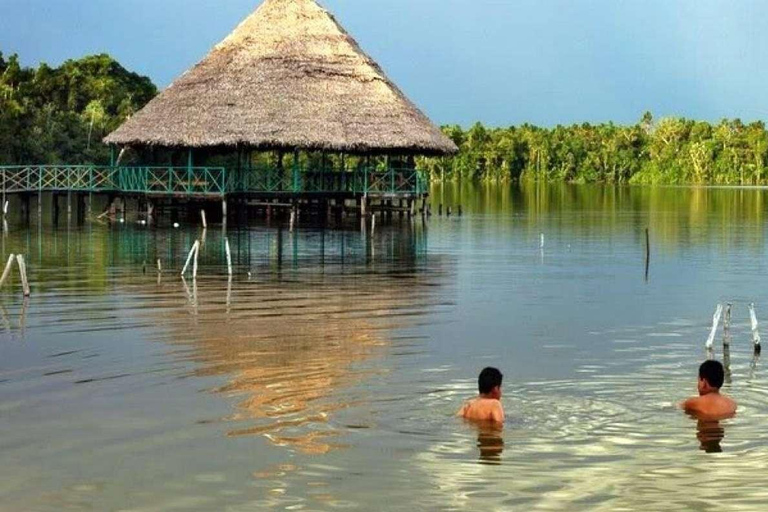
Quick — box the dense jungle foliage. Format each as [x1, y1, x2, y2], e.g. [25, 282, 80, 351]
[0, 52, 156, 165]
[421, 114, 768, 184]
[2, 51, 767, 185]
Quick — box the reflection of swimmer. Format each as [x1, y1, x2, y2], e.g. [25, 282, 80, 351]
[475, 422, 504, 463]
[457, 367, 505, 424]
[681, 360, 737, 418]
[696, 419, 725, 453]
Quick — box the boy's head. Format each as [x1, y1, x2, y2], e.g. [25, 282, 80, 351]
[698, 360, 725, 395]
[478, 367, 503, 399]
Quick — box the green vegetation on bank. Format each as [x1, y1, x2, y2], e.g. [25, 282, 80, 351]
[421, 115, 768, 185]
[0, 52, 155, 165]
[2, 52, 767, 185]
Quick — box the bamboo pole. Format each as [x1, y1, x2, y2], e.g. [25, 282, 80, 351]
[645, 228, 650, 281]
[750, 303, 762, 355]
[225, 238, 233, 276]
[192, 241, 199, 279]
[181, 240, 200, 276]
[16, 255, 30, 297]
[705, 304, 723, 350]
[0, 253, 14, 288]
[157, 259, 162, 273]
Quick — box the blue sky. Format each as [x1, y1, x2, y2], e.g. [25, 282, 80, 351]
[0, 0, 766, 127]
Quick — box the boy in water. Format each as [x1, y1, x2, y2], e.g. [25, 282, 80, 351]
[682, 360, 737, 418]
[458, 367, 505, 424]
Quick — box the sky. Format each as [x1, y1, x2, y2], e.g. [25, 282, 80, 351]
[0, 0, 766, 127]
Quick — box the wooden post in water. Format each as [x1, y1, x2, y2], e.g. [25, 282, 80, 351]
[15, 255, 30, 297]
[750, 303, 762, 355]
[0, 254, 14, 289]
[222, 200, 228, 229]
[705, 304, 723, 351]
[645, 228, 650, 281]
[200, 209, 208, 229]
[723, 303, 732, 347]
[181, 240, 200, 277]
[192, 242, 199, 280]
[225, 238, 233, 276]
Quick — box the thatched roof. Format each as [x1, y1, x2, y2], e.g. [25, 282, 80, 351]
[105, 0, 457, 155]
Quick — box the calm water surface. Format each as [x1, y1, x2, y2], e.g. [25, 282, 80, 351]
[3, 183, 768, 511]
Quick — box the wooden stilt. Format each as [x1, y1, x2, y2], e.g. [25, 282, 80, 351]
[225, 238, 233, 276]
[181, 240, 200, 277]
[15, 255, 30, 297]
[0, 253, 14, 288]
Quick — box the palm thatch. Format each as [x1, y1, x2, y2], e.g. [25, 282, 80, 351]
[105, 0, 457, 155]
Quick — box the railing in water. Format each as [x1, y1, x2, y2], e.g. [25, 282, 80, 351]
[0, 165, 429, 197]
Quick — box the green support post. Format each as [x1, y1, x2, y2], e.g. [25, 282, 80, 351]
[187, 149, 193, 194]
[110, 146, 116, 167]
[292, 150, 299, 193]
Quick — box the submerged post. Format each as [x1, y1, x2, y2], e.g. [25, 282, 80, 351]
[723, 303, 732, 347]
[15, 255, 30, 297]
[750, 303, 762, 355]
[705, 304, 723, 350]
[225, 238, 233, 276]
[192, 242, 199, 279]
[645, 228, 650, 281]
[0, 253, 14, 289]
[181, 240, 201, 277]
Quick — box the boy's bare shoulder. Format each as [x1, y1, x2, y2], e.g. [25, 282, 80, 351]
[682, 394, 737, 418]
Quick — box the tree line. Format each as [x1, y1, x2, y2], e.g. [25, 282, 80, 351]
[420, 114, 768, 185]
[2, 51, 768, 185]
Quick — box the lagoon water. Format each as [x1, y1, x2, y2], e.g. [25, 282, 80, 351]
[3, 183, 768, 510]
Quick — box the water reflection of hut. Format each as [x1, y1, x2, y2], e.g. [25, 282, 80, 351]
[104, 0, 457, 218]
[161, 261, 445, 454]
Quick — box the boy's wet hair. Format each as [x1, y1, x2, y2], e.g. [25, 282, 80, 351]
[699, 360, 725, 389]
[478, 367, 503, 394]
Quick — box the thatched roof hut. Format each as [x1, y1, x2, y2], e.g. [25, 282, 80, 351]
[105, 0, 457, 156]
